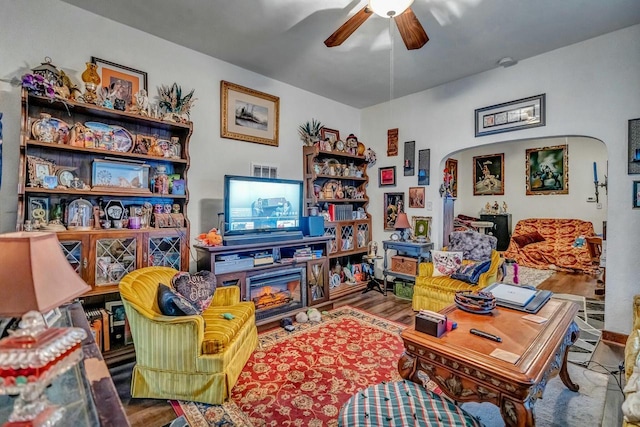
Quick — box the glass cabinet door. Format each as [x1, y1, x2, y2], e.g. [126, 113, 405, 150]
[58, 235, 90, 282]
[307, 258, 329, 305]
[147, 235, 182, 269]
[95, 237, 137, 285]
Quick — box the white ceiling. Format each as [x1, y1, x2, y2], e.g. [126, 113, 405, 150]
[60, 0, 640, 108]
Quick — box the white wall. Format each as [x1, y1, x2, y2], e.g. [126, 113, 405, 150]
[452, 136, 608, 234]
[361, 25, 640, 334]
[0, 1, 360, 255]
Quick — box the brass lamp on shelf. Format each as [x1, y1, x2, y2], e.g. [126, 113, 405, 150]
[0, 232, 90, 427]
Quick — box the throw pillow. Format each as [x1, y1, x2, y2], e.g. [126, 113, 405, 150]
[512, 231, 545, 248]
[451, 260, 492, 284]
[171, 271, 216, 313]
[157, 283, 199, 316]
[448, 231, 497, 261]
[431, 250, 463, 277]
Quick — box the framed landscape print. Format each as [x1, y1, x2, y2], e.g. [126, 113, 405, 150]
[221, 80, 280, 147]
[634, 181, 640, 209]
[384, 192, 404, 231]
[525, 144, 569, 195]
[473, 153, 505, 195]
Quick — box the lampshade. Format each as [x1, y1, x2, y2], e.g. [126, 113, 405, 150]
[369, 0, 414, 17]
[394, 212, 411, 229]
[0, 232, 91, 317]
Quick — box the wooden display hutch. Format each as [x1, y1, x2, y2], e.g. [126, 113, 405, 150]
[302, 146, 372, 299]
[17, 90, 192, 361]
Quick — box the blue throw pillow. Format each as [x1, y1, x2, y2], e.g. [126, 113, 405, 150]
[451, 260, 492, 285]
[157, 283, 199, 316]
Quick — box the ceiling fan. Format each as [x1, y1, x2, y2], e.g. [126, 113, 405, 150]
[324, 0, 429, 50]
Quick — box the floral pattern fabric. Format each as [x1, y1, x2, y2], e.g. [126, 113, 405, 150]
[504, 218, 596, 274]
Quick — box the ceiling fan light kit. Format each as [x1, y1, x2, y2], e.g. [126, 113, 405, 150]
[324, 0, 427, 50]
[369, 0, 415, 17]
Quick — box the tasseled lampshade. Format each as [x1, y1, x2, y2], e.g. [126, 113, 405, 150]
[0, 232, 91, 317]
[394, 212, 411, 230]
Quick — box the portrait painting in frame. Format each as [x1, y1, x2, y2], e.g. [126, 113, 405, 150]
[473, 153, 505, 196]
[526, 144, 569, 195]
[412, 216, 432, 242]
[384, 192, 404, 231]
[221, 80, 280, 147]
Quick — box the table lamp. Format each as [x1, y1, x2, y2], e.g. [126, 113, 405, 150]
[394, 212, 412, 241]
[0, 232, 90, 426]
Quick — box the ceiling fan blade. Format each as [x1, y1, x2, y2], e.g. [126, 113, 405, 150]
[324, 6, 373, 47]
[394, 7, 429, 50]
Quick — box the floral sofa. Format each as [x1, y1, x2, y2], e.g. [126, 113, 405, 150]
[504, 218, 597, 274]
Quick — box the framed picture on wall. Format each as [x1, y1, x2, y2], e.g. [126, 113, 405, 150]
[445, 158, 458, 197]
[384, 192, 404, 231]
[473, 153, 505, 195]
[475, 94, 546, 137]
[412, 216, 432, 242]
[408, 187, 425, 208]
[379, 166, 396, 187]
[525, 144, 569, 195]
[634, 181, 640, 208]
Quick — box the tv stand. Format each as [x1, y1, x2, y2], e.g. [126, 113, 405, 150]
[223, 231, 304, 246]
[195, 236, 331, 319]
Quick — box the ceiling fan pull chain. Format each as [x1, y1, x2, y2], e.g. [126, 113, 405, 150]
[389, 18, 395, 122]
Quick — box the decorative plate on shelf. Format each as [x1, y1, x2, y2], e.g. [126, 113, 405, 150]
[111, 126, 134, 152]
[85, 122, 133, 152]
[31, 116, 70, 144]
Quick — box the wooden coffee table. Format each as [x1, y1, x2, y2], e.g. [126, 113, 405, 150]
[398, 299, 579, 427]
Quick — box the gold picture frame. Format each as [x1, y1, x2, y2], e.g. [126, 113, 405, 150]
[26, 155, 55, 187]
[221, 81, 280, 147]
[411, 216, 432, 242]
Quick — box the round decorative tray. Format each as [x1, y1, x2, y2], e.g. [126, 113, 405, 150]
[454, 290, 496, 314]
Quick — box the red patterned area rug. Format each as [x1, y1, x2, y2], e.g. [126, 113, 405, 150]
[172, 306, 406, 426]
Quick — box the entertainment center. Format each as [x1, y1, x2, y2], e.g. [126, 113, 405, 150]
[195, 236, 332, 325]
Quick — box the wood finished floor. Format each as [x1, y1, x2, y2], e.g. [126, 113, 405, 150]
[115, 271, 624, 427]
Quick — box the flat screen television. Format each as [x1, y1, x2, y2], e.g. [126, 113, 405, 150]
[223, 175, 304, 245]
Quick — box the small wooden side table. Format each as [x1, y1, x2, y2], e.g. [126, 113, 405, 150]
[382, 240, 434, 296]
[398, 299, 579, 427]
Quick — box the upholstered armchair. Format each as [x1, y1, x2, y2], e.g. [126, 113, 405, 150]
[119, 266, 258, 405]
[413, 231, 501, 312]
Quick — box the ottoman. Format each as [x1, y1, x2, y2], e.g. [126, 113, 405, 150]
[339, 380, 483, 426]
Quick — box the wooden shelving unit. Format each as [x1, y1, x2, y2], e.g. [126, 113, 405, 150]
[302, 146, 372, 299]
[17, 90, 193, 361]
